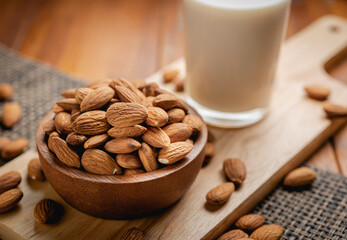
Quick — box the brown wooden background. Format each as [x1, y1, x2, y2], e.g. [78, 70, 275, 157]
[0, 0, 346, 175]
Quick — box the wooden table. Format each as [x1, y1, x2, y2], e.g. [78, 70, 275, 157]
[0, 0, 346, 176]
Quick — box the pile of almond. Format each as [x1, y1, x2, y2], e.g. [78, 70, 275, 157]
[0, 171, 23, 213]
[0, 83, 22, 128]
[45, 78, 203, 176]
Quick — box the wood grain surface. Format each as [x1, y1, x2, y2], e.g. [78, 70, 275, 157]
[0, 16, 347, 239]
[1, 0, 346, 175]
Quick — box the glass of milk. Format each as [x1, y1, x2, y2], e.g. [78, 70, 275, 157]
[183, 0, 290, 128]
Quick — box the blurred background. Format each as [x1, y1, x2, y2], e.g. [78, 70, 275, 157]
[0, 0, 347, 82]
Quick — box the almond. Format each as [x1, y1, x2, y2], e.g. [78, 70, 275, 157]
[158, 141, 193, 165]
[106, 102, 148, 127]
[0, 171, 21, 194]
[223, 158, 247, 186]
[235, 214, 265, 232]
[115, 85, 143, 104]
[174, 77, 185, 92]
[27, 158, 45, 181]
[304, 85, 330, 101]
[56, 98, 79, 111]
[208, 129, 216, 143]
[322, 101, 347, 118]
[1, 138, 28, 159]
[250, 224, 283, 240]
[205, 142, 216, 158]
[75, 88, 93, 104]
[70, 108, 81, 121]
[107, 125, 147, 138]
[153, 94, 179, 110]
[167, 108, 185, 124]
[143, 96, 154, 108]
[132, 79, 147, 90]
[142, 127, 171, 148]
[80, 87, 115, 111]
[34, 199, 64, 224]
[0, 83, 14, 100]
[183, 114, 203, 134]
[54, 112, 73, 135]
[124, 169, 145, 176]
[163, 69, 179, 83]
[110, 78, 146, 101]
[146, 107, 169, 127]
[143, 82, 159, 97]
[0, 188, 23, 213]
[1, 102, 22, 128]
[206, 182, 235, 205]
[84, 134, 109, 149]
[217, 229, 249, 240]
[120, 227, 145, 240]
[72, 110, 110, 135]
[51, 136, 81, 168]
[104, 138, 141, 154]
[66, 132, 87, 146]
[138, 142, 158, 172]
[61, 88, 76, 98]
[82, 149, 122, 175]
[53, 104, 64, 113]
[0, 137, 11, 153]
[42, 119, 56, 135]
[48, 132, 59, 153]
[163, 123, 192, 143]
[116, 153, 142, 169]
[283, 167, 316, 187]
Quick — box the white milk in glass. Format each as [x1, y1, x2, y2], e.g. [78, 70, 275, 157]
[183, 0, 290, 127]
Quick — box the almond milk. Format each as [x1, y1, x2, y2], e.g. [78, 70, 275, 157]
[183, 0, 290, 127]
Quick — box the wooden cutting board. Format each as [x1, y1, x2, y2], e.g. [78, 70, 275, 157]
[1, 15, 347, 240]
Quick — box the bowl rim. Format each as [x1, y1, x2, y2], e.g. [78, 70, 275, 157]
[36, 105, 207, 184]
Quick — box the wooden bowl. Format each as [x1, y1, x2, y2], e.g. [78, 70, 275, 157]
[36, 106, 207, 219]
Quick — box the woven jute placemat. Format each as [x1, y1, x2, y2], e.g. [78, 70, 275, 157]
[0, 45, 346, 239]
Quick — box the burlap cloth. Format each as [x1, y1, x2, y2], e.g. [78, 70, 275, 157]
[0, 45, 346, 239]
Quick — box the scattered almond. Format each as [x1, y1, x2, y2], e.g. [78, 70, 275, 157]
[51, 136, 81, 168]
[142, 127, 171, 148]
[250, 224, 283, 240]
[104, 138, 141, 154]
[163, 69, 179, 83]
[223, 158, 246, 186]
[0, 188, 23, 213]
[158, 141, 193, 165]
[283, 167, 316, 187]
[1, 138, 28, 159]
[80, 87, 115, 112]
[167, 108, 185, 124]
[138, 142, 158, 172]
[27, 158, 45, 181]
[217, 229, 249, 240]
[66, 132, 87, 146]
[235, 214, 265, 232]
[34, 199, 64, 224]
[205, 142, 216, 158]
[72, 110, 110, 135]
[82, 149, 122, 175]
[61, 88, 76, 98]
[206, 182, 235, 205]
[322, 101, 347, 118]
[120, 227, 145, 240]
[116, 153, 142, 169]
[108, 125, 147, 138]
[0, 171, 21, 194]
[0, 137, 11, 153]
[174, 77, 185, 92]
[1, 102, 22, 128]
[0, 83, 14, 100]
[106, 102, 148, 127]
[84, 134, 109, 149]
[304, 85, 330, 101]
[146, 107, 168, 127]
[163, 123, 192, 143]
